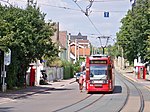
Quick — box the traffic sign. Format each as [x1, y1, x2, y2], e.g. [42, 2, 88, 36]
[4, 48, 11, 65]
[104, 12, 109, 17]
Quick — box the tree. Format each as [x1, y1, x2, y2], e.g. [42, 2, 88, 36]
[116, 0, 150, 64]
[0, 2, 59, 88]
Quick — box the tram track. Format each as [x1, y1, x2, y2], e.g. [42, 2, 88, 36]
[74, 94, 105, 112]
[52, 93, 105, 112]
[116, 71, 145, 112]
[126, 78, 145, 112]
[115, 75, 130, 112]
[52, 71, 145, 112]
[52, 94, 93, 112]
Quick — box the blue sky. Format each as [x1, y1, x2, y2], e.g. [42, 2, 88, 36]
[1, 0, 132, 47]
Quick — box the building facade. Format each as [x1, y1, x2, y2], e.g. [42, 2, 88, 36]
[69, 32, 91, 63]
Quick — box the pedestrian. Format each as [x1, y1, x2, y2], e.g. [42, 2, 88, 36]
[83, 72, 86, 89]
[79, 73, 84, 92]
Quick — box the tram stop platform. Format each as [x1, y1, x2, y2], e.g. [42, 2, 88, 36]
[116, 67, 150, 90]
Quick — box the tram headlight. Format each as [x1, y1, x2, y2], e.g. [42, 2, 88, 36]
[103, 80, 108, 84]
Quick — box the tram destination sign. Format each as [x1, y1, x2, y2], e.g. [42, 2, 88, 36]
[90, 60, 107, 64]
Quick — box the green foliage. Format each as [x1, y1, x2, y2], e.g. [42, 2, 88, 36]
[145, 36, 150, 62]
[107, 45, 118, 58]
[116, 0, 150, 64]
[62, 61, 74, 79]
[0, 2, 59, 88]
[46, 57, 63, 67]
[73, 61, 81, 73]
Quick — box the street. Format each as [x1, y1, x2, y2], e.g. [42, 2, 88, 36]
[0, 70, 150, 112]
[0, 1, 150, 112]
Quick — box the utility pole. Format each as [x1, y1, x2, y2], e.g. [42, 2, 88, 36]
[97, 36, 110, 54]
[75, 39, 77, 63]
[121, 47, 124, 69]
[78, 42, 79, 60]
[68, 34, 70, 61]
[2, 64, 6, 92]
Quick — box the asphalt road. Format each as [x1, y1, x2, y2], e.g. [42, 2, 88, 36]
[0, 71, 150, 112]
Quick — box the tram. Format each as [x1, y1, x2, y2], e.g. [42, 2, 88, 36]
[85, 54, 115, 93]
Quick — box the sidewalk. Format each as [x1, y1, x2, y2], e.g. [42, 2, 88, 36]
[0, 69, 150, 104]
[0, 78, 76, 104]
[116, 67, 150, 90]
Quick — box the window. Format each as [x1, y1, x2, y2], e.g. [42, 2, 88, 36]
[90, 65, 107, 76]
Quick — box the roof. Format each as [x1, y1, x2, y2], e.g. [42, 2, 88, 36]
[70, 32, 87, 40]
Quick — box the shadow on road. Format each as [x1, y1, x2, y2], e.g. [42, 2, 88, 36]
[0, 107, 14, 112]
[0, 86, 75, 100]
[113, 86, 122, 94]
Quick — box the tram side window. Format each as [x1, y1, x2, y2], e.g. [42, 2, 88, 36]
[108, 70, 112, 79]
[107, 65, 112, 79]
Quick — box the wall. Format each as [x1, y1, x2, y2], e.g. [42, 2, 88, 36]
[45, 67, 63, 82]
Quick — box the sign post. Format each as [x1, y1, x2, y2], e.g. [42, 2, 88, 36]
[2, 48, 11, 92]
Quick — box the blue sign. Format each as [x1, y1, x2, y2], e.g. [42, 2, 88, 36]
[104, 12, 109, 17]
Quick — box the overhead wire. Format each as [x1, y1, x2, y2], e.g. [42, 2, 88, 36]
[71, 0, 87, 14]
[4, 0, 121, 46]
[80, 0, 126, 2]
[85, 0, 94, 16]
[43, 4, 127, 13]
[72, 0, 102, 47]
[3, 0, 127, 13]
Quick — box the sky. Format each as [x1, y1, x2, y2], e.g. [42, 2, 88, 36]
[0, 0, 132, 47]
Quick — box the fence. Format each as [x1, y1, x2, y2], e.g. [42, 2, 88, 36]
[45, 67, 64, 82]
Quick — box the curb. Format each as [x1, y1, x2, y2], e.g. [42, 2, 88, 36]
[116, 69, 137, 82]
[13, 87, 55, 99]
[0, 79, 76, 101]
[14, 79, 76, 99]
[117, 69, 150, 91]
[123, 74, 137, 82]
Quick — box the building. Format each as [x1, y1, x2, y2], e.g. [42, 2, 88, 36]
[51, 24, 91, 63]
[69, 32, 91, 63]
[51, 22, 68, 61]
[59, 31, 68, 60]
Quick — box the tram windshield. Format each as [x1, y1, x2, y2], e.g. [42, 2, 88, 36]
[90, 65, 107, 77]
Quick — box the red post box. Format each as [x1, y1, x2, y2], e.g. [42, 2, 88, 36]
[136, 65, 146, 79]
[30, 65, 35, 86]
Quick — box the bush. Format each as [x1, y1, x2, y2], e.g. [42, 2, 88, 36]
[62, 61, 74, 79]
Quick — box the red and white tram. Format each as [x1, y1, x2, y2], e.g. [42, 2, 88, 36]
[85, 54, 115, 93]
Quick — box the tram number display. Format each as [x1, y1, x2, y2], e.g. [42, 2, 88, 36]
[90, 60, 107, 64]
